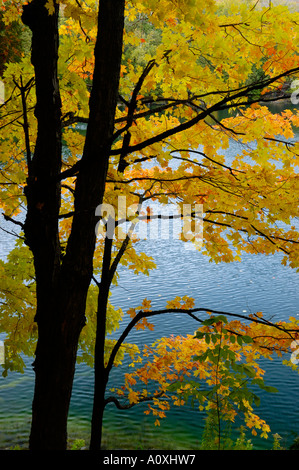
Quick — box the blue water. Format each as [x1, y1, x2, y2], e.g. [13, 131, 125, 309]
[0, 116, 299, 449]
[1, 227, 298, 449]
[105, 238, 299, 450]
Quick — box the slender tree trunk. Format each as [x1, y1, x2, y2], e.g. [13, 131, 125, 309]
[90, 237, 113, 450]
[21, 0, 125, 450]
[89, 282, 111, 450]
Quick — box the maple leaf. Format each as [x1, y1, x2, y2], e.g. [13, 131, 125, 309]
[140, 298, 152, 312]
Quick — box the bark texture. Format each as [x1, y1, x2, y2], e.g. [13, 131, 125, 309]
[22, 0, 125, 450]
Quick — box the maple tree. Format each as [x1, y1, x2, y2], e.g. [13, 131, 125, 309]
[0, 11, 24, 75]
[116, 308, 299, 448]
[0, 0, 299, 451]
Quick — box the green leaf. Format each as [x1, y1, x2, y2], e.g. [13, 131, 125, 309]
[252, 378, 278, 394]
[202, 315, 228, 326]
[195, 331, 205, 339]
[193, 351, 209, 362]
[253, 393, 261, 407]
[242, 335, 254, 344]
[211, 334, 218, 344]
[242, 365, 256, 378]
[260, 384, 278, 394]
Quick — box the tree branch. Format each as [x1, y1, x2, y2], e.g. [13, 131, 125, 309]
[58, 160, 81, 180]
[110, 66, 299, 157]
[172, 149, 245, 175]
[12, 77, 35, 174]
[117, 58, 158, 172]
[2, 213, 25, 229]
[104, 391, 165, 410]
[106, 306, 299, 378]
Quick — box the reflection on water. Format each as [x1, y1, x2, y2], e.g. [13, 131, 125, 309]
[104, 239, 299, 450]
[1, 230, 298, 449]
[0, 116, 299, 449]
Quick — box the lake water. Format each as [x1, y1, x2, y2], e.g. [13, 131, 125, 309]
[106, 236, 299, 450]
[0, 118, 299, 450]
[1, 212, 299, 450]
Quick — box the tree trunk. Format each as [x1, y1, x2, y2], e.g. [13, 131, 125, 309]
[21, 0, 125, 450]
[22, 0, 65, 448]
[90, 237, 113, 450]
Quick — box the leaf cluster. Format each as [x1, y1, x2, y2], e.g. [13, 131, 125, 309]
[118, 311, 299, 438]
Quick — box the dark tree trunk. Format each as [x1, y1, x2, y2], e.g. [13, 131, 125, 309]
[21, 0, 125, 450]
[22, 0, 65, 448]
[90, 237, 113, 450]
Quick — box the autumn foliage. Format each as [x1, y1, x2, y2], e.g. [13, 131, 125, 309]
[0, 0, 299, 450]
[105, 299, 299, 445]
